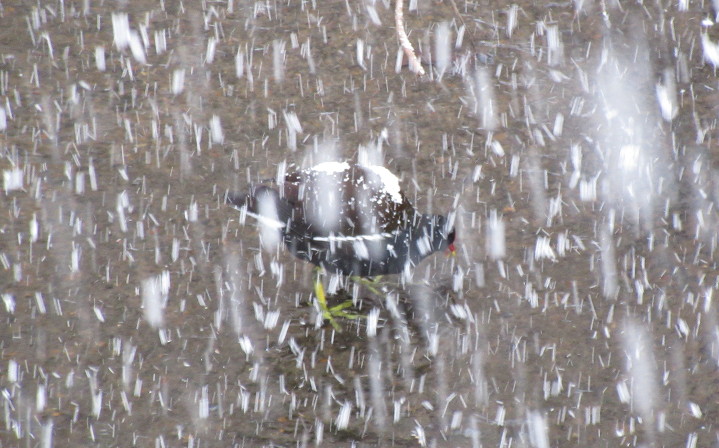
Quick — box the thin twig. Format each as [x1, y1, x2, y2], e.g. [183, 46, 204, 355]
[446, 0, 480, 56]
[394, 0, 425, 75]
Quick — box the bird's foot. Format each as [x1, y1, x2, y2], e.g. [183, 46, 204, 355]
[350, 275, 385, 296]
[313, 271, 365, 332]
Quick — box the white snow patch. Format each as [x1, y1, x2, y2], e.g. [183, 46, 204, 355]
[365, 165, 402, 203]
[312, 161, 349, 174]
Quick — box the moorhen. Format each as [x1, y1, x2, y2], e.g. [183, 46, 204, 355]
[228, 161, 456, 328]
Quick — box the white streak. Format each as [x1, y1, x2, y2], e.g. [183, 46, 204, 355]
[313, 232, 395, 242]
[702, 34, 719, 67]
[206, 37, 216, 64]
[112, 13, 130, 50]
[272, 39, 285, 82]
[141, 271, 170, 328]
[486, 210, 506, 260]
[257, 194, 282, 250]
[434, 22, 451, 80]
[527, 411, 550, 448]
[171, 69, 185, 95]
[240, 208, 285, 229]
[3, 168, 23, 192]
[128, 30, 146, 64]
[210, 115, 224, 144]
[656, 69, 678, 121]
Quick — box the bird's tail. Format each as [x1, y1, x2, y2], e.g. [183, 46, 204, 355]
[226, 186, 289, 229]
[226, 185, 279, 211]
[225, 190, 249, 210]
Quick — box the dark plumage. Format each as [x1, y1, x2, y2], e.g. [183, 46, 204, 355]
[228, 162, 456, 277]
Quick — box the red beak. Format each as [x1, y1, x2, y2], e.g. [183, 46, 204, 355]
[447, 243, 456, 256]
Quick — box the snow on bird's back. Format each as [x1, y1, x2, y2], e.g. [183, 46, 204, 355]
[311, 161, 350, 174]
[365, 165, 402, 204]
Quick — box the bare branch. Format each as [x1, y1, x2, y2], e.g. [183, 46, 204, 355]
[394, 0, 425, 75]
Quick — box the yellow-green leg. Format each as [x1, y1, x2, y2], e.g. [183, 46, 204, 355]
[313, 268, 366, 331]
[350, 275, 384, 296]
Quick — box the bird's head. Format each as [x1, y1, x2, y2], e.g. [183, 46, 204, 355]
[417, 214, 456, 256]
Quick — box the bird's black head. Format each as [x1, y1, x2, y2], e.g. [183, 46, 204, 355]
[416, 213, 456, 256]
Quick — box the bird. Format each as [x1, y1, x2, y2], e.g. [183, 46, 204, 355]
[227, 161, 456, 328]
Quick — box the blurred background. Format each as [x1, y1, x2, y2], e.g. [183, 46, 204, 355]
[1, 0, 718, 446]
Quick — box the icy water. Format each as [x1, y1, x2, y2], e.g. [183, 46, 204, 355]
[2, 0, 719, 446]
